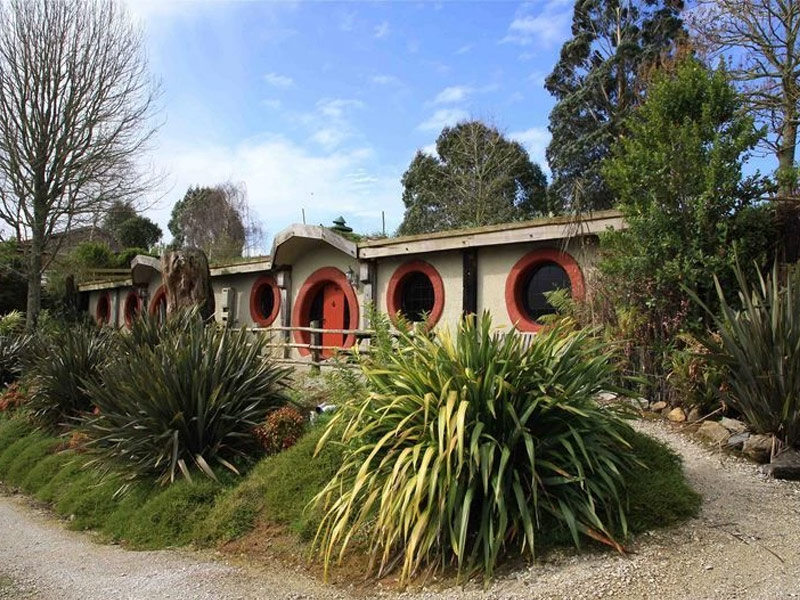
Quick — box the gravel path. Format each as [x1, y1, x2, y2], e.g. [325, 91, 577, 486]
[2, 420, 800, 599]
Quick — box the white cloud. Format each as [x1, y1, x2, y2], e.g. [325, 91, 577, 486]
[418, 108, 468, 132]
[509, 127, 550, 170]
[502, 0, 572, 48]
[317, 98, 364, 119]
[455, 44, 473, 55]
[262, 98, 282, 110]
[374, 21, 390, 39]
[372, 74, 400, 86]
[421, 143, 437, 156]
[263, 72, 294, 89]
[145, 136, 402, 247]
[338, 10, 356, 32]
[434, 85, 473, 104]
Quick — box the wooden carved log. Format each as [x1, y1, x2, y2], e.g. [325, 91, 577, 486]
[161, 248, 215, 320]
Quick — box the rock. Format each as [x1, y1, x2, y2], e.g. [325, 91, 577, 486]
[742, 434, 773, 464]
[667, 407, 686, 423]
[697, 421, 730, 445]
[720, 417, 749, 434]
[687, 407, 703, 423]
[651, 401, 667, 412]
[726, 432, 749, 451]
[661, 406, 673, 418]
[767, 450, 800, 481]
[162, 248, 215, 320]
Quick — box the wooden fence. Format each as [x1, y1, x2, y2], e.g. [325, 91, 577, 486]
[249, 321, 375, 370]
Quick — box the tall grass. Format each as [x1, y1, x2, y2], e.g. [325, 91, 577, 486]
[313, 312, 637, 582]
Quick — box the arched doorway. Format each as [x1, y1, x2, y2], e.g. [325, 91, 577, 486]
[292, 267, 359, 358]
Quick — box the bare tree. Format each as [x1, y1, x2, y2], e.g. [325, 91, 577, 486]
[168, 182, 263, 263]
[691, 0, 800, 197]
[0, 0, 160, 328]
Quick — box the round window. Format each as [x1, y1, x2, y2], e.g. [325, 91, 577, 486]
[520, 262, 571, 321]
[505, 249, 585, 332]
[386, 260, 444, 329]
[249, 276, 281, 327]
[96, 293, 111, 326]
[400, 271, 435, 322]
[149, 285, 167, 323]
[123, 291, 141, 328]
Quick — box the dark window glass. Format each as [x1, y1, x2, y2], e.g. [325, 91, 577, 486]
[125, 295, 139, 320]
[400, 271, 435, 322]
[522, 262, 571, 321]
[98, 297, 109, 322]
[258, 285, 275, 319]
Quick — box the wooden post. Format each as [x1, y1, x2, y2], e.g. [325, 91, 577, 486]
[310, 319, 322, 374]
[462, 248, 478, 316]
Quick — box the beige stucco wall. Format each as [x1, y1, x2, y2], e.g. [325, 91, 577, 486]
[87, 285, 134, 329]
[476, 237, 599, 333]
[82, 235, 601, 349]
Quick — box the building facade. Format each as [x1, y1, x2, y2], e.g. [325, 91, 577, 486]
[78, 210, 624, 360]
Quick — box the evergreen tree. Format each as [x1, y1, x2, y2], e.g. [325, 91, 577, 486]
[398, 121, 549, 235]
[601, 57, 774, 336]
[545, 0, 685, 211]
[103, 200, 162, 250]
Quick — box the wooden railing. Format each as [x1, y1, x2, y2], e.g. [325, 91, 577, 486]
[249, 321, 375, 370]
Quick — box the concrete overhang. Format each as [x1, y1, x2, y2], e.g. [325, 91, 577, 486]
[270, 224, 357, 266]
[130, 255, 161, 286]
[357, 210, 625, 259]
[77, 278, 132, 292]
[210, 257, 272, 277]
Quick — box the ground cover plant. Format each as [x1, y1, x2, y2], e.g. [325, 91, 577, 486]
[313, 313, 649, 582]
[79, 312, 293, 484]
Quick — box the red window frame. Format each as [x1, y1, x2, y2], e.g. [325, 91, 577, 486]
[386, 260, 445, 329]
[504, 248, 585, 332]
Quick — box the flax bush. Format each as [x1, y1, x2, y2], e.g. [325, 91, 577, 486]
[690, 262, 800, 447]
[313, 312, 638, 582]
[79, 313, 293, 484]
[26, 325, 114, 429]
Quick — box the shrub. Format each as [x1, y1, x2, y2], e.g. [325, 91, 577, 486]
[667, 333, 727, 412]
[80, 314, 293, 484]
[0, 310, 24, 336]
[254, 407, 306, 455]
[0, 383, 25, 413]
[313, 313, 638, 582]
[0, 333, 29, 387]
[26, 325, 114, 430]
[690, 262, 800, 447]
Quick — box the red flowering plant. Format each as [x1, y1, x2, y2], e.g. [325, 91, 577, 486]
[0, 383, 25, 413]
[254, 406, 306, 455]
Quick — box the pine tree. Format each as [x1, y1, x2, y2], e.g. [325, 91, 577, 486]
[545, 0, 685, 211]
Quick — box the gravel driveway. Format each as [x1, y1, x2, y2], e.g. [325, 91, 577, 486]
[1, 420, 799, 600]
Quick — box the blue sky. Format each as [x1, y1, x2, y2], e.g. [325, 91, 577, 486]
[128, 0, 778, 251]
[128, 0, 573, 248]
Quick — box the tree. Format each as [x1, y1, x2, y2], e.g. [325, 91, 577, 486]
[168, 182, 261, 262]
[103, 200, 162, 249]
[600, 58, 774, 340]
[690, 0, 800, 197]
[0, 0, 160, 329]
[545, 0, 685, 211]
[398, 121, 549, 235]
